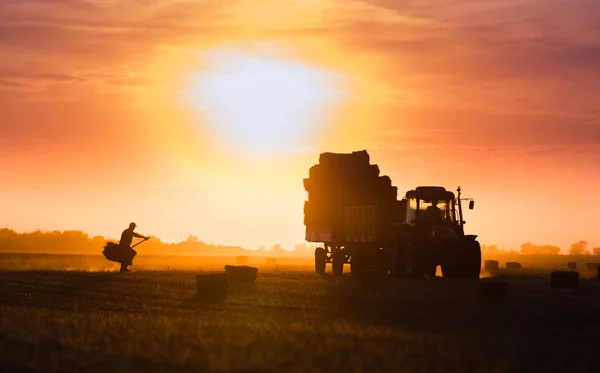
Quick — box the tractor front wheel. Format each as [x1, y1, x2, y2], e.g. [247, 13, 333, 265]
[442, 240, 481, 278]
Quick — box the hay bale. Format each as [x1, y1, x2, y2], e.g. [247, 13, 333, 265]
[550, 270, 579, 288]
[361, 269, 385, 291]
[484, 260, 499, 272]
[236, 256, 249, 265]
[265, 257, 277, 265]
[102, 242, 136, 265]
[478, 279, 507, 302]
[505, 262, 522, 270]
[319, 150, 370, 168]
[585, 262, 599, 272]
[196, 273, 229, 301]
[225, 265, 258, 283]
[568, 262, 577, 270]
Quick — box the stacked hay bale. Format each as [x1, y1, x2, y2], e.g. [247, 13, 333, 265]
[303, 150, 402, 242]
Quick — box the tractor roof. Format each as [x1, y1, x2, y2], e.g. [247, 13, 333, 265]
[405, 186, 455, 201]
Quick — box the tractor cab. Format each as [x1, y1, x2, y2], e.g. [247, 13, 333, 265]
[400, 186, 474, 233]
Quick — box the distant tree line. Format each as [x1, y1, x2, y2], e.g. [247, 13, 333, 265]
[0, 229, 313, 256]
[481, 241, 600, 256]
[1, 228, 597, 257]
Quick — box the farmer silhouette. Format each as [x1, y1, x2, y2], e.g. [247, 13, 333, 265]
[421, 200, 444, 224]
[119, 222, 149, 272]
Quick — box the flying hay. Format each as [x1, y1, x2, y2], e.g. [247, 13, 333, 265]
[225, 265, 258, 283]
[102, 242, 136, 266]
[550, 270, 579, 288]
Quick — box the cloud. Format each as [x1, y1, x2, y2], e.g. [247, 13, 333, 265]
[305, 1, 600, 114]
[0, 80, 31, 89]
[1, 0, 599, 153]
[0, 1, 229, 64]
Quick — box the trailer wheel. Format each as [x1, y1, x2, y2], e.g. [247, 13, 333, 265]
[332, 249, 344, 276]
[315, 247, 326, 275]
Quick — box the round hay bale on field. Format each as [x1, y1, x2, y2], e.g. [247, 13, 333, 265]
[484, 260, 499, 273]
[567, 262, 577, 270]
[236, 256, 249, 265]
[196, 273, 228, 301]
[225, 265, 258, 283]
[478, 279, 507, 302]
[505, 262, 522, 270]
[550, 270, 579, 288]
[265, 257, 277, 266]
[585, 262, 599, 272]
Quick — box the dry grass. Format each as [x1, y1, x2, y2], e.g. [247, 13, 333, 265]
[1, 259, 600, 372]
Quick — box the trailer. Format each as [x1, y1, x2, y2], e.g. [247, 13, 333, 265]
[303, 151, 402, 276]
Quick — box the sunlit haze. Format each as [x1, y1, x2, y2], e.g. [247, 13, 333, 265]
[1, 0, 599, 252]
[182, 46, 346, 151]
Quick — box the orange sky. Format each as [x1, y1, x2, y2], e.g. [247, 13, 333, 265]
[1, 0, 599, 252]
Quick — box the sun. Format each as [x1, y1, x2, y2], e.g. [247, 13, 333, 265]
[181, 45, 346, 152]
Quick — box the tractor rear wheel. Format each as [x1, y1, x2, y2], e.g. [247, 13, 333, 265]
[315, 247, 326, 275]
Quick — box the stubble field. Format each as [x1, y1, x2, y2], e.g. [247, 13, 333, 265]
[1, 255, 600, 373]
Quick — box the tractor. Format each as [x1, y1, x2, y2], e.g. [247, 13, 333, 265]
[391, 186, 481, 279]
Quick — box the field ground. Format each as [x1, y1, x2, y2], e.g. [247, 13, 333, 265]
[1, 256, 600, 372]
